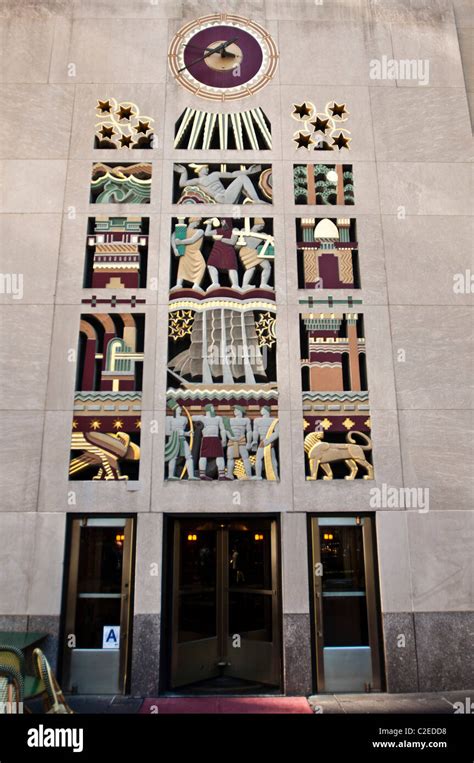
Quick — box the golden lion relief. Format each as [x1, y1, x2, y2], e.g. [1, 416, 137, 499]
[304, 430, 373, 480]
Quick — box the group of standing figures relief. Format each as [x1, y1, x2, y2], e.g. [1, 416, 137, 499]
[165, 402, 279, 481]
[171, 216, 275, 294]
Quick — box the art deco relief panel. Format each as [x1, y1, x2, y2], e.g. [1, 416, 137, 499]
[95, 98, 155, 150]
[294, 164, 354, 206]
[84, 217, 149, 290]
[174, 107, 272, 150]
[300, 312, 373, 481]
[65, 95, 153, 483]
[172, 163, 272, 206]
[69, 313, 144, 481]
[90, 163, 152, 204]
[296, 217, 360, 290]
[165, 216, 278, 482]
[290, 91, 377, 481]
[64, 12, 379, 490]
[163, 14, 282, 484]
[291, 100, 351, 151]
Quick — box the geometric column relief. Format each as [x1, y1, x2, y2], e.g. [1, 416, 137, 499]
[165, 215, 278, 481]
[292, 103, 376, 480]
[66, 98, 155, 482]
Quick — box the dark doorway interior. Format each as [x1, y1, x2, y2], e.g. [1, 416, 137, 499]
[162, 516, 282, 694]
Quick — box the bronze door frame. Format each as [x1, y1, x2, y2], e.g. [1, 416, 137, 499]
[62, 515, 135, 694]
[310, 514, 383, 693]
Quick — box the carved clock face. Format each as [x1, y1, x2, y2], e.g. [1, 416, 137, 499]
[168, 14, 278, 101]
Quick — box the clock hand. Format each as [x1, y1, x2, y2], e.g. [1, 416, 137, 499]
[178, 38, 238, 73]
[186, 43, 235, 55]
[178, 38, 237, 71]
[218, 37, 238, 57]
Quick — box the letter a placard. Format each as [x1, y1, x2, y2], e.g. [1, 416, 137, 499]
[102, 625, 120, 649]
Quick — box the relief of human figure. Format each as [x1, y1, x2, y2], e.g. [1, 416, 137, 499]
[170, 217, 206, 293]
[192, 403, 229, 481]
[204, 217, 240, 290]
[237, 218, 273, 292]
[226, 406, 253, 480]
[174, 163, 270, 205]
[251, 406, 279, 480]
[164, 399, 198, 480]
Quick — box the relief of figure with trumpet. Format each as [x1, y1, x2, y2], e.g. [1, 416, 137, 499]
[170, 216, 275, 294]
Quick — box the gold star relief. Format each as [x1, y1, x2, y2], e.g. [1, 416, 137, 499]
[135, 419, 141, 429]
[169, 310, 194, 341]
[119, 134, 133, 148]
[117, 104, 134, 121]
[113, 419, 124, 430]
[330, 102, 347, 118]
[72, 419, 78, 430]
[292, 102, 313, 120]
[134, 120, 151, 135]
[332, 132, 351, 150]
[255, 312, 276, 347]
[364, 418, 371, 429]
[343, 417, 355, 430]
[97, 99, 112, 113]
[303, 418, 310, 430]
[293, 131, 315, 150]
[99, 125, 115, 139]
[320, 418, 332, 430]
[310, 116, 330, 134]
[90, 419, 101, 430]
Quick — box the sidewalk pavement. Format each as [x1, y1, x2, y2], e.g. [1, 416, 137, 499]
[27, 689, 474, 714]
[139, 697, 312, 713]
[308, 690, 474, 714]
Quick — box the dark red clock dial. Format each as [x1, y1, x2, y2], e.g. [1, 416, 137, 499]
[183, 25, 263, 87]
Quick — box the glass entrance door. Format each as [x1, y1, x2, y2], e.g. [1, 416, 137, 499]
[170, 518, 281, 691]
[310, 516, 382, 692]
[62, 517, 134, 694]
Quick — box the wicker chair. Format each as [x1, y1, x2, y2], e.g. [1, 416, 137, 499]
[0, 663, 24, 713]
[0, 644, 25, 675]
[0, 643, 44, 704]
[33, 648, 75, 714]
